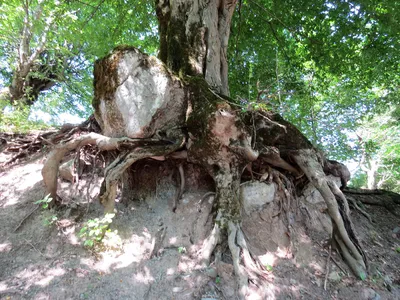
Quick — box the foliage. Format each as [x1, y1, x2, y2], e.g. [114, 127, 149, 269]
[0, 105, 52, 133]
[78, 213, 121, 250]
[229, 0, 400, 161]
[177, 246, 187, 254]
[0, 0, 158, 118]
[43, 214, 58, 226]
[34, 194, 58, 226]
[351, 108, 400, 192]
[264, 264, 273, 272]
[34, 194, 53, 209]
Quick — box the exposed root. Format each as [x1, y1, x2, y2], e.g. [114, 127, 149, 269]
[42, 132, 184, 210]
[345, 195, 373, 223]
[293, 149, 367, 278]
[228, 222, 249, 300]
[200, 218, 221, 267]
[260, 146, 301, 176]
[196, 191, 216, 212]
[172, 163, 185, 212]
[344, 188, 400, 216]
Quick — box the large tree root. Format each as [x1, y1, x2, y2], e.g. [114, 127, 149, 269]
[42, 132, 184, 209]
[100, 143, 183, 213]
[293, 149, 367, 278]
[200, 215, 270, 300]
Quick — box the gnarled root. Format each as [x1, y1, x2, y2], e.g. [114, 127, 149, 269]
[293, 149, 367, 278]
[42, 132, 184, 210]
[200, 212, 271, 300]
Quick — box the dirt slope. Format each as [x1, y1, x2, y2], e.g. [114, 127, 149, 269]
[0, 155, 399, 300]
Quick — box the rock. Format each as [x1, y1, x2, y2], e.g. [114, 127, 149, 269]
[240, 181, 276, 215]
[361, 288, 380, 300]
[93, 47, 187, 138]
[303, 175, 341, 204]
[59, 159, 75, 182]
[205, 267, 218, 278]
[328, 271, 341, 283]
[172, 287, 183, 293]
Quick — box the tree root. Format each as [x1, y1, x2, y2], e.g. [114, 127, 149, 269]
[293, 149, 367, 278]
[42, 132, 184, 210]
[172, 163, 185, 212]
[200, 212, 271, 299]
[200, 212, 222, 267]
[345, 195, 373, 223]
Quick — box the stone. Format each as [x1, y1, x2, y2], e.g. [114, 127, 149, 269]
[59, 159, 74, 182]
[361, 288, 380, 300]
[93, 48, 187, 138]
[303, 175, 341, 205]
[205, 267, 218, 278]
[240, 181, 276, 215]
[172, 287, 183, 293]
[328, 271, 341, 283]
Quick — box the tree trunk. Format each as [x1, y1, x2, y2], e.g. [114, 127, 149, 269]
[155, 0, 237, 96]
[7, 64, 58, 107]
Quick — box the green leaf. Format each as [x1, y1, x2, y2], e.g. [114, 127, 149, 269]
[84, 240, 94, 247]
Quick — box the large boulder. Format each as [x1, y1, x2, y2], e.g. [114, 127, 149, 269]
[93, 47, 187, 138]
[240, 181, 276, 215]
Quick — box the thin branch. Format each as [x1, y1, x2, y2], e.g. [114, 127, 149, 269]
[14, 205, 39, 232]
[80, 0, 106, 30]
[27, 10, 55, 65]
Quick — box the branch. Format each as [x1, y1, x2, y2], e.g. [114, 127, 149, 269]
[27, 10, 55, 65]
[19, 0, 32, 66]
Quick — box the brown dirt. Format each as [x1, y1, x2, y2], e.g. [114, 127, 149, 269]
[0, 154, 399, 300]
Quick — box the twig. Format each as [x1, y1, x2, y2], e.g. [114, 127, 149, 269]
[316, 240, 347, 275]
[256, 112, 287, 132]
[324, 245, 331, 290]
[24, 238, 45, 257]
[196, 191, 216, 212]
[14, 206, 39, 232]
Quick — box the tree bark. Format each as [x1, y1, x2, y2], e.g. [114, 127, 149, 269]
[155, 0, 237, 96]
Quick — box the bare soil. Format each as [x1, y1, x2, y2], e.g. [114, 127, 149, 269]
[0, 154, 399, 300]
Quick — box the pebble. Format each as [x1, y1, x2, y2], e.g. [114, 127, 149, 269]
[328, 271, 341, 283]
[205, 267, 218, 278]
[361, 288, 380, 300]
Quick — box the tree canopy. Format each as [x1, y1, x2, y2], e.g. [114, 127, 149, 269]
[0, 0, 399, 191]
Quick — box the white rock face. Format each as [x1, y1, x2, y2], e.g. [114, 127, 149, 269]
[95, 49, 187, 138]
[240, 181, 276, 215]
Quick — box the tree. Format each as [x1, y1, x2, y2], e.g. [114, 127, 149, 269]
[0, 0, 158, 116]
[39, 1, 378, 298]
[353, 107, 400, 192]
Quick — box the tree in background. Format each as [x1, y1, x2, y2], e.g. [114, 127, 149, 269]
[353, 107, 400, 192]
[0, 0, 158, 118]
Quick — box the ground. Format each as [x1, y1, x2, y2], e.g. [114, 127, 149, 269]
[0, 150, 399, 300]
